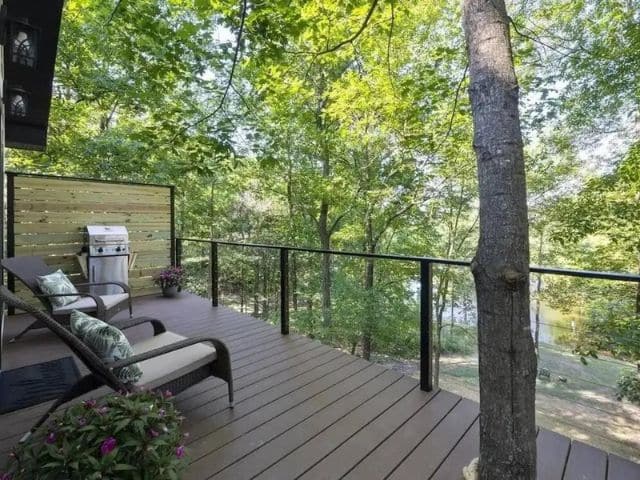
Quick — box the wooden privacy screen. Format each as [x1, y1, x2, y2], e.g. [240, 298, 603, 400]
[7, 172, 174, 307]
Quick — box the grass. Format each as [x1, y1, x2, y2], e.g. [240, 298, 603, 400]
[436, 344, 640, 462]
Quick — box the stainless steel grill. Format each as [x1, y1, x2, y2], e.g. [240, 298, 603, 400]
[84, 225, 130, 295]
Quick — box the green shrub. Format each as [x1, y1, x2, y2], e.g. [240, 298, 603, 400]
[3, 390, 188, 480]
[616, 370, 640, 404]
[439, 326, 477, 355]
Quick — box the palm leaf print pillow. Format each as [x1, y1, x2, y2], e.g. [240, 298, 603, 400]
[70, 310, 142, 383]
[36, 269, 80, 307]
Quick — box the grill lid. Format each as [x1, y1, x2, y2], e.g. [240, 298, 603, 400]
[86, 225, 129, 244]
[85, 226, 129, 256]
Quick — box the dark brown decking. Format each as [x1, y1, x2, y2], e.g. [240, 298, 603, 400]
[1, 293, 639, 480]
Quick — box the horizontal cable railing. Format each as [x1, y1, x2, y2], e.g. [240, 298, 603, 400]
[174, 237, 640, 393]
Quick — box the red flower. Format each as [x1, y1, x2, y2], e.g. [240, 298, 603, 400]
[45, 432, 56, 444]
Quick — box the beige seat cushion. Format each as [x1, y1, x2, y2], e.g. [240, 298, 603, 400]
[53, 293, 129, 315]
[132, 331, 217, 389]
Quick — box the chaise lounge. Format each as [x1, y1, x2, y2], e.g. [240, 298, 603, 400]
[1, 256, 133, 341]
[0, 285, 234, 440]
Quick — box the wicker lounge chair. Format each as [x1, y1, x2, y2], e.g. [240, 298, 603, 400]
[1, 256, 132, 341]
[0, 285, 234, 440]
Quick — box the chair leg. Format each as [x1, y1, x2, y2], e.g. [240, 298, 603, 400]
[228, 381, 234, 408]
[128, 299, 133, 318]
[9, 320, 38, 343]
[21, 374, 102, 442]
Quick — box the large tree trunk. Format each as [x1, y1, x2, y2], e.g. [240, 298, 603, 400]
[463, 1, 537, 478]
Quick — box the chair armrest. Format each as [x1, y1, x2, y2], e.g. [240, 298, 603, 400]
[108, 336, 227, 370]
[35, 292, 106, 319]
[116, 316, 166, 336]
[75, 282, 130, 294]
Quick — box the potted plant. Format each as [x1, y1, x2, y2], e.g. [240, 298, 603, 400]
[154, 266, 185, 297]
[2, 390, 188, 480]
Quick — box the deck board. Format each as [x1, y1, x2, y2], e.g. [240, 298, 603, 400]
[342, 390, 462, 480]
[253, 377, 418, 480]
[430, 417, 480, 480]
[1, 292, 639, 480]
[537, 428, 571, 480]
[608, 454, 640, 480]
[387, 398, 479, 480]
[564, 440, 608, 480]
[300, 384, 438, 480]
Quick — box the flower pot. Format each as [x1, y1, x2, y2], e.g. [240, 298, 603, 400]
[162, 286, 179, 298]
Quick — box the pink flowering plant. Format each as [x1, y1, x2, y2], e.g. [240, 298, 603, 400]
[3, 390, 188, 480]
[154, 266, 186, 289]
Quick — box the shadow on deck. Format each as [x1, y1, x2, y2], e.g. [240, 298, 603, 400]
[1, 293, 638, 479]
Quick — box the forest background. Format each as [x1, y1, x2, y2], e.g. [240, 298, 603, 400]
[8, 0, 640, 460]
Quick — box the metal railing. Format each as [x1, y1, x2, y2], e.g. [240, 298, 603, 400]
[174, 237, 640, 392]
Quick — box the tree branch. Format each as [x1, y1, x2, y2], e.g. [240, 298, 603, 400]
[433, 63, 468, 154]
[373, 202, 414, 244]
[329, 210, 350, 235]
[386, 1, 397, 96]
[508, 16, 578, 58]
[106, 0, 126, 25]
[291, 0, 380, 56]
[170, 0, 248, 142]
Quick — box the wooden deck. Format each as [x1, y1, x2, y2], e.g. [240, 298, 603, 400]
[1, 293, 639, 479]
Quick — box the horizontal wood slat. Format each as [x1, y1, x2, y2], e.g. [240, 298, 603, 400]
[14, 223, 170, 234]
[15, 212, 169, 224]
[14, 240, 170, 257]
[14, 176, 168, 197]
[9, 174, 173, 301]
[14, 190, 170, 206]
[15, 231, 171, 246]
[15, 200, 170, 214]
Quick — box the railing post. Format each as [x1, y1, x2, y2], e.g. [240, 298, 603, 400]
[175, 238, 182, 267]
[210, 242, 219, 307]
[420, 260, 433, 391]
[280, 248, 289, 335]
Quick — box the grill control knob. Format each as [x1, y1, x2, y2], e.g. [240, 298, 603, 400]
[116, 246, 121, 252]
[98, 247, 104, 253]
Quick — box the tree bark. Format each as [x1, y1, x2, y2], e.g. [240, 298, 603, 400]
[463, 1, 537, 478]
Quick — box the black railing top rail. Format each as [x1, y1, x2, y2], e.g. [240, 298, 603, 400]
[176, 237, 640, 283]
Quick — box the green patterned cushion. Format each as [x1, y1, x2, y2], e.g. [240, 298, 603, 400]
[70, 310, 143, 384]
[36, 269, 80, 307]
